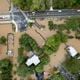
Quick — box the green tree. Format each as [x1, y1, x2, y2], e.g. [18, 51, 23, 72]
[0, 36, 7, 45]
[43, 34, 61, 55]
[19, 33, 38, 52]
[0, 59, 12, 80]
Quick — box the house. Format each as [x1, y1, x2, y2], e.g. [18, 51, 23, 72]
[26, 51, 40, 66]
[66, 46, 78, 57]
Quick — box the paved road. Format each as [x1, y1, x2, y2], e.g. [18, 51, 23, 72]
[0, 9, 80, 31]
[24, 9, 80, 18]
[11, 7, 27, 31]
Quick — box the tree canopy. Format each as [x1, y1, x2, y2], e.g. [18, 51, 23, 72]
[0, 59, 12, 80]
[43, 32, 68, 55]
[0, 36, 7, 45]
[12, 0, 50, 11]
[12, 0, 80, 11]
[52, 0, 80, 9]
[19, 33, 39, 52]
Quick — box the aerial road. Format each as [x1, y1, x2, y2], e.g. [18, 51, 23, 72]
[0, 8, 80, 32]
[25, 9, 80, 18]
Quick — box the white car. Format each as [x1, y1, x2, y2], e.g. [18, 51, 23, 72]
[58, 10, 62, 12]
[77, 10, 80, 12]
[32, 12, 35, 15]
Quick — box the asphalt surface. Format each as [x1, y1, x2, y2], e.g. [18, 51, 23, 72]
[11, 7, 27, 31]
[24, 9, 80, 18]
[0, 8, 80, 31]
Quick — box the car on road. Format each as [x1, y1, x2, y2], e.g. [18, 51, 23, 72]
[58, 10, 62, 12]
[77, 10, 80, 12]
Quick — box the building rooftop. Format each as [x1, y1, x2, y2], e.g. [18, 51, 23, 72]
[26, 53, 40, 66]
[66, 46, 78, 57]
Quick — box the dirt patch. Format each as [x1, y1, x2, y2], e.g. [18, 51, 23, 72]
[0, 24, 13, 36]
[0, 45, 7, 60]
[0, 0, 9, 12]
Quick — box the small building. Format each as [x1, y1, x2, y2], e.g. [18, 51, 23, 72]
[26, 51, 40, 66]
[66, 46, 78, 57]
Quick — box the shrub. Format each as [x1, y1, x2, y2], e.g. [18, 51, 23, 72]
[0, 36, 7, 45]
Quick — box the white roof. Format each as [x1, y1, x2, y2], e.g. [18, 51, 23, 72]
[26, 55, 40, 66]
[67, 46, 78, 57]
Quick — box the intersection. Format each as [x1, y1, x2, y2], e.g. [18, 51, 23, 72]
[0, 7, 80, 32]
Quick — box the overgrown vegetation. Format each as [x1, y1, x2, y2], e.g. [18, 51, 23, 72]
[0, 59, 12, 80]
